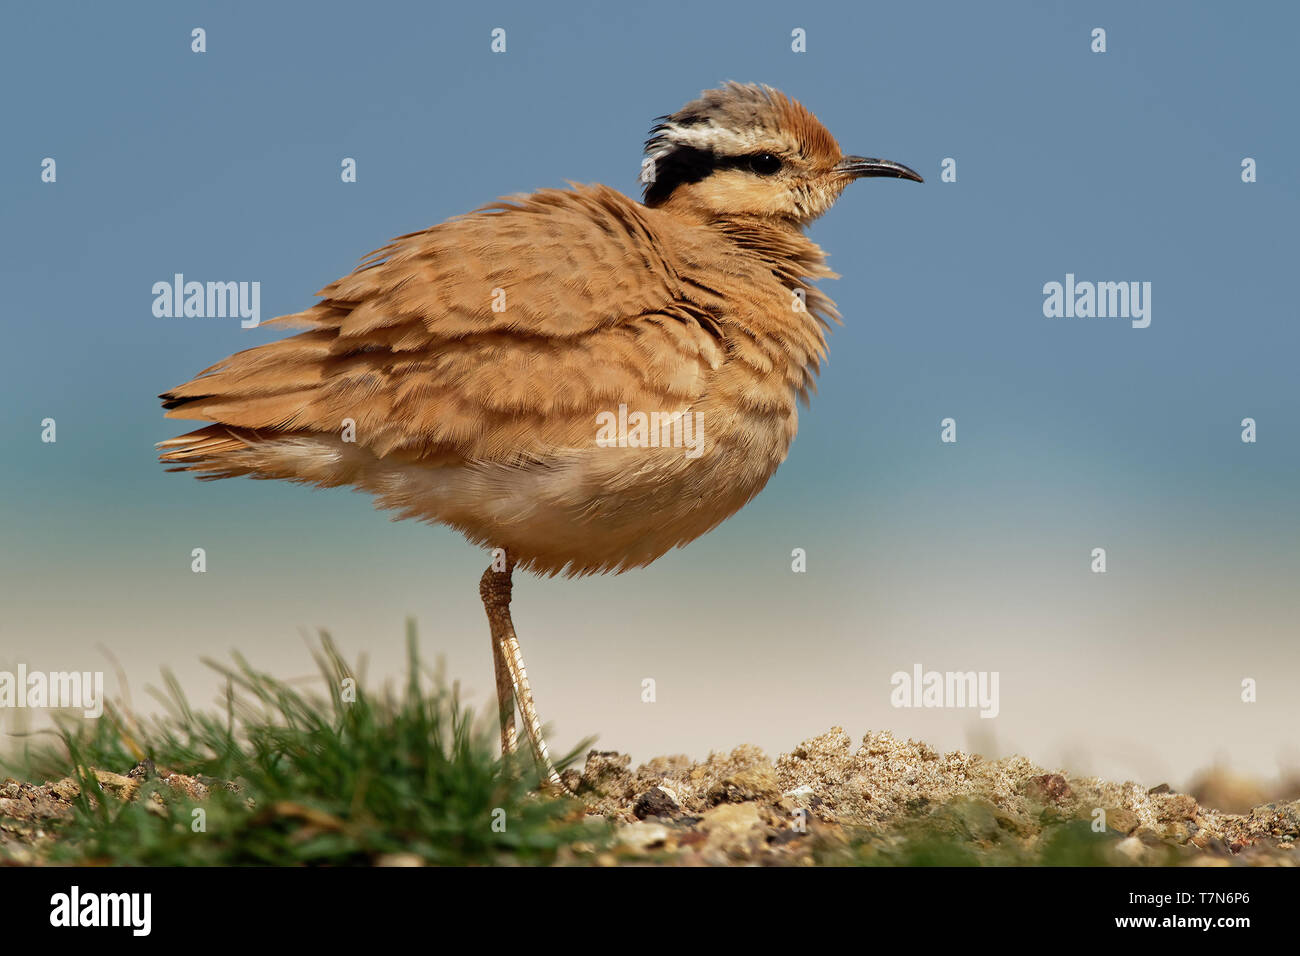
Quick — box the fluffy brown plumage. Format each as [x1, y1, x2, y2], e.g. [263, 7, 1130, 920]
[160, 84, 921, 579]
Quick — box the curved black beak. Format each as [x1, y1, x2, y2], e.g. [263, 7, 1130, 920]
[836, 156, 924, 183]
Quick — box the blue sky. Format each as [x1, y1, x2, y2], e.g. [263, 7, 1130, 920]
[2, 1, 1297, 785]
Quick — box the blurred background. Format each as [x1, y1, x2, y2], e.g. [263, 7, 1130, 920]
[1, 1, 1296, 801]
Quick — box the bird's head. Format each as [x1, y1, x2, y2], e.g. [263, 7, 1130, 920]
[642, 82, 921, 227]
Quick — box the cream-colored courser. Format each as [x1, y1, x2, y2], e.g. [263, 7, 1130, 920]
[159, 83, 921, 788]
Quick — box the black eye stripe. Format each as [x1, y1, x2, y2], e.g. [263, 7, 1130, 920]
[642, 147, 786, 206]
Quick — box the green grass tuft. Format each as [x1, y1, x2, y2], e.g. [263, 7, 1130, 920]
[2, 622, 608, 866]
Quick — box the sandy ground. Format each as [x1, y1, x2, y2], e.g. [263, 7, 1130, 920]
[564, 727, 1299, 865]
[3, 727, 1296, 865]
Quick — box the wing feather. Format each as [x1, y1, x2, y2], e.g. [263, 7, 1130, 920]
[160, 186, 728, 470]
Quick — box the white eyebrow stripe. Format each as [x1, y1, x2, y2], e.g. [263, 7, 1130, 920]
[647, 123, 777, 161]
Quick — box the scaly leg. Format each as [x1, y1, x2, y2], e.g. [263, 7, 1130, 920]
[480, 564, 519, 757]
[479, 559, 564, 790]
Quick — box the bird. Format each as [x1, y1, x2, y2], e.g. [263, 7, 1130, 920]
[158, 82, 922, 790]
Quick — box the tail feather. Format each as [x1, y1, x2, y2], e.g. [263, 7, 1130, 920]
[158, 424, 372, 490]
[157, 425, 266, 479]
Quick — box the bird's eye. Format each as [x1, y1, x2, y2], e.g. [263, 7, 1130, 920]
[747, 153, 782, 175]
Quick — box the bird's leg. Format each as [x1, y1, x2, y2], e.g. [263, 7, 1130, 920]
[479, 559, 564, 791]
[480, 564, 519, 757]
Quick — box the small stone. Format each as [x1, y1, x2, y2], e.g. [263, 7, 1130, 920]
[782, 784, 820, 812]
[1157, 793, 1199, 821]
[633, 787, 680, 820]
[618, 821, 670, 850]
[579, 750, 633, 799]
[92, 770, 138, 798]
[1105, 808, 1140, 835]
[1160, 821, 1191, 844]
[49, 778, 80, 801]
[699, 802, 763, 838]
[706, 764, 779, 805]
[164, 773, 210, 801]
[697, 803, 766, 860]
[1024, 773, 1073, 803]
